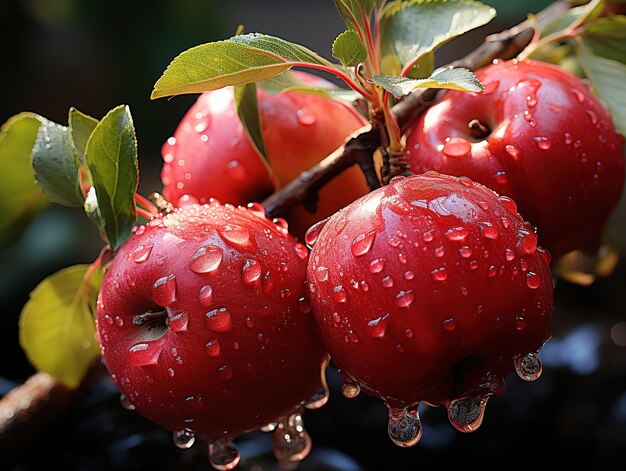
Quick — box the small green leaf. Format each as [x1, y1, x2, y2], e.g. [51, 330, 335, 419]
[576, 45, 626, 135]
[0, 113, 48, 248]
[332, 30, 368, 67]
[69, 107, 99, 164]
[19, 264, 103, 389]
[581, 15, 626, 64]
[31, 118, 84, 208]
[257, 72, 361, 102]
[85, 105, 138, 250]
[380, 0, 496, 75]
[152, 33, 340, 99]
[234, 83, 269, 163]
[371, 67, 483, 98]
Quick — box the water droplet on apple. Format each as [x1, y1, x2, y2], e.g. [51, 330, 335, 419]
[442, 317, 456, 331]
[351, 230, 377, 257]
[128, 339, 163, 367]
[517, 229, 538, 255]
[367, 313, 390, 338]
[395, 290, 414, 308]
[294, 243, 308, 260]
[333, 285, 347, 303]
[153, 274, 176, 306]
[296, 108, 317, 125]
[315, 266, 329, 282]
[442, 137, 471, 158]
[242, 259, 262, 285]
[505, 144, 521, 160]
[382, 276, 394, 288]
[132, 244, 153, 263]
[369, 258, 385, 273]
[387, 405, 422, 447]
[572, 88, 586, 103]
[479, 222, 499, 239]
[304, 218, 329, 248]
[199, 285, 213, 308]
[459, 246, 473, 258]
[526, 272, 541, 289]
[205, 339, 221, 357]
[446, 227, 469, 241]
[226, 160, 245, 180]
[168, 311, 189, 333]
[218, 364, 233, 381]
[534, 136, 552, 150]
[431, 267, 447, 281]
[218, 225, 251, 248]
[190, 246, 223, 274]
[206, 308, 233, 332]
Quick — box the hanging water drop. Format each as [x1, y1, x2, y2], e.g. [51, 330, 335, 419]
[208, 439, 240, 471]
[153, 274, 176, 306]
[132, 244, 153, 263]
[387, 405, 422, 447]
[351, 230, 377, 257]
[514, 351, 542, 381]
[395, 290, 414, 308]
[120, 393, 135, 411]
[447, 395, 489, 432]
[367, 313, 390, 338]
[173, 428, 196, 449]
[128, 339, 163, 367]
[341, 381, 361, 399]
[241, 259, 262, 285]
[168, 311, 189, 333]
[206, 308, 233, 332]
[304, 218, 328, 248]
[272, 413, 312, 468]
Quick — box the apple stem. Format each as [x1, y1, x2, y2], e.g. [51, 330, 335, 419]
[133, 309, 168, 327]
[468, 119, 491, 139]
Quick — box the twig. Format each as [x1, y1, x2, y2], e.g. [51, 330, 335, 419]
[263, 0, 572, 218]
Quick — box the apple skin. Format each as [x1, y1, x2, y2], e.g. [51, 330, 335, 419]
[96, 202, 326, 441]
[161, 71, 370, 238]
[404, 59, 625, 259]
[307, 172, 554, 408]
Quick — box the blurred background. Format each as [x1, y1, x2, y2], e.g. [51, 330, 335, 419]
[1, 0, 625, 469]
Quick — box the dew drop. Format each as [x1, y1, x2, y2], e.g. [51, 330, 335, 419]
[132, 244, 153, 263]
[387, 405, 422, 447]
[505, 144, 522, 160]
[431, 267, 447, 281]
[226, 160, 246, 180]
[526, 272, 541, 289]
[572, 88, 585, 103]
[434, 246, 445, 257]
[246, 202, 266, 218]
[479, 222, 499, 239]
[168, 311, 189, 333]
[422, 230, 434, 242]
[273, 217, 290, 236]
[272, 413, 312, 467]
[459, 246, 472, 258]
[128, 339, 163, 367]
[446, 227, 469, 241]
[333, 285, 347, 303]
[369, 258, 385, 273]
[367, 313, 390, 338]
[206, 308, 233, 332]
[395, 290, 414, 308]
[315, 266, 329, 282]
[515, 315, 527, 331]
[517, 229, 538, 255]
[341, 382, 361, 399]
[514, 351, 543, 381]
[153, 274, 176, 306]
[218, 225, 251, 248]
[505, 248, 515, 261]
[120, 393, 135, 411]
[296, 108, 317, 125]
[586, 109, 598, 124]
[442, 317, 456, 331]
[304, 218, 328, 248]
[173, 429, 195, 449]
[404, 271, 414, 280]
[198, 285, 213, 308]
[208, 439, 240, 471]
[205, 339, 221, 357]
[190, 246, 223, 274]
[242, 259, 262, 285]
[304, 386, 329, 410]
[382, 276, 394, 288]
[534, 137, 552, 150]
[442, 137, 471, 158]
[351, 231, 377, 257]
[564, 132, 573, 144]
[447, 395, 489, 432]
[218, 364, 233, 381]
[294, 243, 309, 260]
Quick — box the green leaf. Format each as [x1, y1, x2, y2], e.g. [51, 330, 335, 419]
[380, 0, 496, 75]
[234, 83, 269, 163]
[31, 118, 84, 208]
[581, 15, 626, 63]
[257, 72, 361, 102]
[332, 30, 368, 67]
[19, 264, 102, 389]
[371, 67, 483, 98]
[333, 0, 376, 31]
[0, 113, 48, 248]
[539, 0, 604, 36]
[84, 105, 138, 250]
[576, 45, 626, 135]
[152, 33, 340, 99]
[69, 107, 99, 164]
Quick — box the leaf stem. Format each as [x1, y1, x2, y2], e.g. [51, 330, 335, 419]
[134, 193, 159, 215]
[291, 63, 374, 100]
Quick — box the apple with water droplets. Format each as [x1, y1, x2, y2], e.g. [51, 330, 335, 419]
[96, 201, 327, 469]
[306, 172, 554, 446]
[160, 71, 370, 238]
[404, 59, 625, 259]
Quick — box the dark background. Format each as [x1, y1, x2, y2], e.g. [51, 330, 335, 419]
[1, 0, 625, 469]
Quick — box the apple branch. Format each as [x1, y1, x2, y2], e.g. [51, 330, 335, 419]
[262, 0, 571, 217]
